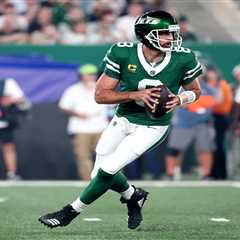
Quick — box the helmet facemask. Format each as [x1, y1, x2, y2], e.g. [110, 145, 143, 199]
[145, 25, 182, 52]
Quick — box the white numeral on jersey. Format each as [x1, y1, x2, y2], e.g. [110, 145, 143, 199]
[174, 47, 191, 53]
[136, 79, 163, 106]
[117, 42, 134, 48]
[138, 79, 163, 90]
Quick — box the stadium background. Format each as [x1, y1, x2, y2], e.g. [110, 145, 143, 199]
[0, 0, 239, 180]
[1, 1, 240, 240]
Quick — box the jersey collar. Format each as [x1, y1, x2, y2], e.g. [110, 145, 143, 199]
[137, 43, 171, 77]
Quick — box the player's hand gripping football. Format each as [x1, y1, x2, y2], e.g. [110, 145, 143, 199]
[165, 93, 181, 113]
[143, 85, 178, 119]
[129, 87, 161, 110]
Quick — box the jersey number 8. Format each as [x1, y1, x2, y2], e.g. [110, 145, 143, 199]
[135, 79, 163, 107]
[117, 42, 134, 48]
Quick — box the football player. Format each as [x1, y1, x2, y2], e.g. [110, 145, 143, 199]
[39, 10, 202, 229]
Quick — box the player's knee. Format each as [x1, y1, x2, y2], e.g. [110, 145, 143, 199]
[100, 149, 139, 175]
[100, 154, 127, 175]
[93, 169, 116, 183]
[167, 147, 181, 157]
[100, 162, 118, 175]
[90, 169, 97, 179]
[91, 153, 107, 179]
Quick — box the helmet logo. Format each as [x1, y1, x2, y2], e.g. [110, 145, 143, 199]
[136, 16, 159, 25]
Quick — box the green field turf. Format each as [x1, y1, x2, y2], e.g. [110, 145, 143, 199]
[0, 183, 240, 240]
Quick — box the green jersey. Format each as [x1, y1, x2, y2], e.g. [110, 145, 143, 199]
[102, 42, 202, 126]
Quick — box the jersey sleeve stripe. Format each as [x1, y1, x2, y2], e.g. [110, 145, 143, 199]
[106, 64, 120, 74]
[183, 66, 202, 80]
[185, 62, 201, 75]
[105, 56, 120, 69]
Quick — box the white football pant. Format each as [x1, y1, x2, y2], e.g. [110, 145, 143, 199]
[91, 115, 169, 177]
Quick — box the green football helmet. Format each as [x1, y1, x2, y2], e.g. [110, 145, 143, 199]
[135, 10, 182, 52]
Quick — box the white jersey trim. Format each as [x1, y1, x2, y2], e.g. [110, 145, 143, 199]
[105, 56, 120, 69]
[183, 66, 202, 80]
[137, 43, 171, 76]
[106, 64, 120, 74]
[185, 62, 201, 75]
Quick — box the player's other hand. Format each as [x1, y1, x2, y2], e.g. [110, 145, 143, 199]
[165, 93, 181, 113]
[129, 87, 160, 109]
[0, 96, 15, 106]
[77, 112, 89, 119]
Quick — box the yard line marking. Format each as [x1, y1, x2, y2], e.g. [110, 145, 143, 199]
[209, 218, 230, 222]
[0, 197, 7, 203]
[0, 180, 240, 188]
[83, 218, 102, 222]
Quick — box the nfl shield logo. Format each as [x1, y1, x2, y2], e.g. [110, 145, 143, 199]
[150, 70, 156, 76]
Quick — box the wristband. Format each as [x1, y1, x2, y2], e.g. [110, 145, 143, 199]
[177, 91, 196, 105]
[177, 94, 184, 105]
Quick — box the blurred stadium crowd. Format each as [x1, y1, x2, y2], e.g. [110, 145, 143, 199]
[0, 0, 239, 181]
[0, 0, 198, 45]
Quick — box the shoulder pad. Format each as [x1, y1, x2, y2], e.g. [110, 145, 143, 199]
[108, 42, 135, 59]
[173, 47, 196, 62]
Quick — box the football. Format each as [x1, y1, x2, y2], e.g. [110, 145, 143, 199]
[145, 84, 173, 119]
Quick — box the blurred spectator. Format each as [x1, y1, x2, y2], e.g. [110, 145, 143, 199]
[165, 75, 221, 180]
[88, 1, 110, 22]
[42, 1, 83, 27]
[22, 0, 40, 23]
[115, 1, 144, 41]
[0, 2, 28, 29]
[206, 66, 233, 179]
[60, 19, 89, 45]
[88, 0, 126, 21]
[0, 2, 28, 44]
[168, 8, 178, 18]
[0, 0, 208, 45]
[0, 1, 200, 45]
[31, 24, 59, 44]
[178, 15, 198, 42]
[29, 5, 59, 44]
[58, 7, 85, 35]
[144, 0, 167, 11]
[59, 64, 108, 180]
[103, 0, 127, 16]
[232, 64, 240, 119]
[64, 6, 85, 24]
[28, 5, 53, 33]
[0, 78, 31, 180]
[80, 0, 93, 14]
[50, 0, 80, 26]
[9, 0, 27, 14]
[0, 1, 7, 15]
[228, 64, 240, 179]
[89, 10, 119, 44]
[0, 14, 28, 44]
